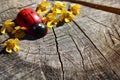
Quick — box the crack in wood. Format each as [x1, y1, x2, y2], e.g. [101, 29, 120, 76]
[72, 20, 113, 71]
[86, 16, 120, 43]
[104, 34, 120, 59]
[112, 70, 120, 79]
[107, 30, 115, 45]
[88, 53, 104, 80]
[113, 25, 120, 38]
[68, 34, 89, 80]
[52, 28, 64, 80]
[65, 21, 117, 79]
[88, 52, 119, 80]
[86, 16, 110, 28]
[85, 15, 120, 45]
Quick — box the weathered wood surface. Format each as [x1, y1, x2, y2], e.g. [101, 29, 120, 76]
[0, 0, 120, 80]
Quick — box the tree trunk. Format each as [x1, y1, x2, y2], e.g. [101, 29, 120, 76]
[0, 0, 120, 80]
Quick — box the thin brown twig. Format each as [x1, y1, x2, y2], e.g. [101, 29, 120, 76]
[57, 0, 120, 15]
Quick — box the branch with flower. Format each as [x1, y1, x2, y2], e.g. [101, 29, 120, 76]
[0, 0, 81, 53]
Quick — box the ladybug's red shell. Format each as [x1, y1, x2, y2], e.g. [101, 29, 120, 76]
[16, 8, 42, 29]
[16, 8, 48, 38]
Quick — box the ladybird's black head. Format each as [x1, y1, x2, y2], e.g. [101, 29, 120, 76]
[31, 22, 48, 38]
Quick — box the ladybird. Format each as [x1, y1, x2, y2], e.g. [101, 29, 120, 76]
[16, 8, 48, 38]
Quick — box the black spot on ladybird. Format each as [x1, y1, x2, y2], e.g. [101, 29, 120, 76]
[24, 14, 27, 16]
[31, 11, 34, 14]
[24, 20, 27, 24]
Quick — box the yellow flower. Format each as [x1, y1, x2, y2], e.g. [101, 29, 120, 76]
[70, 4, 81, 15]
[3, 38, 19, 53]
[12, 26, 26, 39]
[36, 0, 50, 14]
[59, 10, 74, 22]
[1, 19, 15, 34]
[51, 1, 66, 13]
[42, 12, 57, 28]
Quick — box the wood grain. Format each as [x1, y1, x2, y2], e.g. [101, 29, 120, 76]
[0, 0, 120, 80]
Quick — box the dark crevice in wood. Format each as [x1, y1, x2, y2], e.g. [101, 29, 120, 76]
[88, 52, 119, 80]
[86, 15, 120, 44]
[107, 30, 115, 45]
[66, 21, 117, 79]
[72, 20, 112, 70]
[86, 16, 120, 40]
[104, 34, 120, 59]
[110, 34, 120, 43]
[103, 34, 120, 79]
[85, 15, 120, 44]
[88, 53, 106, 80]
[52, 28, 64, 80]
[68, 34, 89, 80]
[107, 46, 120, 63]
[113, 24, 120, 38]
[112, 70, 120, 79]
[86, 16, 109, 28]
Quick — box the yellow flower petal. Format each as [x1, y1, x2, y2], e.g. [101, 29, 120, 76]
[65, 18, 70, 22]
[1, 19, 15, 34]
[3, 42, 7, 46]
[1, 27, 6, 34]
[42, 17, 47, 24]
[59, 10, 74, 22]
[6, 48, 12, 53]
[21, 27, 27, 30]
[51, 1, 66, 13]
[4, 38, 20, 53]
[53, 19, 58, 25]
[56, 9, 62, 13]
[14, 38, 19, 43]
[47, 22, 53, 28]
[14, 30, 25, 39]
[13, 45, 19, 52]
[37, 9, 41, 14]
[12, 26, 26, 39]
[37, 1, 50, 13]
[15, 26, 21, 30]
[43, 10, 48, 13]
[43, 12, 57, 28]
[6, 26, 14, 32]
[70, 3, 81, 15]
